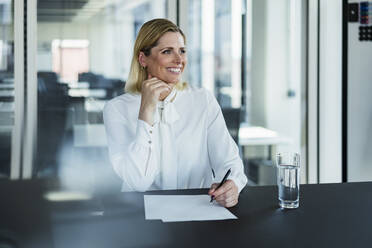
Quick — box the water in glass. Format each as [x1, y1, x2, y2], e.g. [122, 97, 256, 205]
[277, 164, 299, 209]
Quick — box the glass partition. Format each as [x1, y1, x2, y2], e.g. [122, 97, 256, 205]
[35, 0, 167, 192]
[32, 0, 307, 190]
[0, 0, 14, 178]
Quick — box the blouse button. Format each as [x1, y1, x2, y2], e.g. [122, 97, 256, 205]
[148, 140, 152, 144]
[149, 130, 153, 134]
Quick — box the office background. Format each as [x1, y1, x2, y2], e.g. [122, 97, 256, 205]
[0, 0, 371, 192]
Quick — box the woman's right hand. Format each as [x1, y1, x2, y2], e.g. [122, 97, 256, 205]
[138, 74, 171, 125]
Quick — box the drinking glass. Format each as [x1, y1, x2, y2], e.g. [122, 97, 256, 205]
[276, 152, 300, 209]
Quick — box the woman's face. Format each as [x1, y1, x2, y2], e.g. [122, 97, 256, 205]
[140, 32, 187, 85]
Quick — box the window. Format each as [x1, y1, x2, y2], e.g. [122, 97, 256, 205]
[186, 0, 307, 185]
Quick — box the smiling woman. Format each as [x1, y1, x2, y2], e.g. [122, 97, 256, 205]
[103, 18, 247, 208]
[125, 18, 188, 94]
[139, 32, 187, 86]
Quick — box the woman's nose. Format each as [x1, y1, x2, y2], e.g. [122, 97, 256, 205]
[173, 52, 182, 63]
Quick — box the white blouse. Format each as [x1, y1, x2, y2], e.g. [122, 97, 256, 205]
[103, 86, 247, 192]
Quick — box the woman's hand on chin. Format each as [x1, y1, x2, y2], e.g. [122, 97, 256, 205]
[138, 74, 171, 125]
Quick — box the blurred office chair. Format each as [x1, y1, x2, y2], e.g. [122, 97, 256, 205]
[36, 77, 69, 177]
[221, 108, 241, 145]
[78, 72, 96, 84]
[0, 132, 11, 178]
[37, 71, 58, 82]
[78, 72, 125, 99]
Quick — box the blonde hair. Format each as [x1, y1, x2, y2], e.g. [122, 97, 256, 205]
[125, 18, 188, 93]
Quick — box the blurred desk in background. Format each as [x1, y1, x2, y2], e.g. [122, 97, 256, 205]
[0, 89, 14, 102]
[239, 125, 293, 185]
[67, 81, 90, 89]
[239, 125, 292, 159]
[1, 78, 14, 84]
[73, 124, 106, 148]
[0, 102, 14, 125]
[84, 99, 106, 124]
[68, 88, 107, 99]
[72, 124, 115, 192]
[0, 90, 14, 97]
[239, 126, 292, 146]
[67, 97, 106, 125]
[0, 83, 14, 90]
[0, 125, 13, 133]
[84, 99, 106, 112]
[71, 124, 292, 151]
[0, 102, 14, 112]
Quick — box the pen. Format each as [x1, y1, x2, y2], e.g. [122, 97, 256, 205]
[210, 168, 231, 203]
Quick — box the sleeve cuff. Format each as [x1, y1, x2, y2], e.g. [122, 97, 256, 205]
[228, 174, 247, 193]
[135, 119, 155, 148]
[212, 171, 247, 193]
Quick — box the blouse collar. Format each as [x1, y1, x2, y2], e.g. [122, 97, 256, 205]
[155, 88, 180, 125]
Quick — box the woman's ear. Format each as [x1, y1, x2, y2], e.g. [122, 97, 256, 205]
[138, 52, 147, 68]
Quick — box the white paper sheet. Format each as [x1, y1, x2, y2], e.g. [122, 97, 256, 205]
[144, 195, 237, 222]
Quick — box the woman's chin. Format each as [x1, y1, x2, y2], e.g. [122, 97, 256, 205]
[163, 78, 180, 85]
[154, 74, 182, 85]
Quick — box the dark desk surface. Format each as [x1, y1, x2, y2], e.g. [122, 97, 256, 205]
[1, 180, 372, 248]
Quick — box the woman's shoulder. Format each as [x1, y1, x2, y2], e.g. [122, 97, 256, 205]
[181, 84, 211, 97]
[103, 93, 140, 118]
[105, 93, 139, 107]
[181, 85, 215, 103]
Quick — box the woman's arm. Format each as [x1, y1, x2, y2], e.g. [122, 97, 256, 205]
[205, 90, 248, 206]
[103, 75, 171, 191]
[103, 102, 159, 191]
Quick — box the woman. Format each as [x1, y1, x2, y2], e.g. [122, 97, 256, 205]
[103, 18, 247, 207]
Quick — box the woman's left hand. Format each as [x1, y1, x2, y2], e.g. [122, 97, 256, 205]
[208, 180, 239, 207]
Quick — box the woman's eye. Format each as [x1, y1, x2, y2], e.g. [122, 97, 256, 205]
[162, 50, 171, 54]
[180, 49, 186, 54]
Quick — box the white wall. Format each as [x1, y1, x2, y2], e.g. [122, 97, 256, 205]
[250, 0, 306, 182]
[265, 0, 300, 145]
[251, 0, 268, 126]
[37, 50, 53, 71]
[37, 22, 90, 73]
[37, 19, 132, 80]
[38, 22, 90, 41]
[318, 0, 342, 183]
[251, 0, 302, 152]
